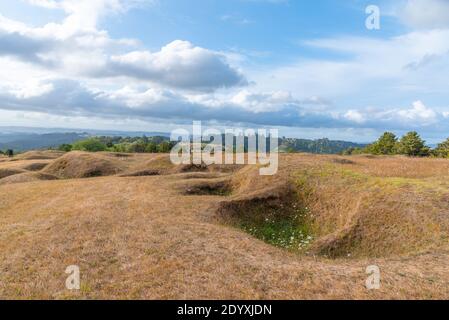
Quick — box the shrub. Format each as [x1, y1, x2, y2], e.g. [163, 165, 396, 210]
[58, 144, 73, 152]
[157, 141, 172, 153]
[145, 142, 158, 153]
[72, 138, 107, 152]
[126, 140, 147, 153]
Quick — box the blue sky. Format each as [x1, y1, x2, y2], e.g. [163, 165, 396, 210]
[0, 0, 449, 142]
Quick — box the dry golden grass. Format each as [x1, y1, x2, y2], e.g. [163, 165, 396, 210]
[15, 150, 66, 160]
[42, 151, 132, 179]
[0, 152, 448, 299]
[0, 168, 25, 179]
[0, 171, 58, 186]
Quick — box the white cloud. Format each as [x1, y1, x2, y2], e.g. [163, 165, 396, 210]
[341, 101, 441, 129]
[0, 12, 246, 91]
[253, 29, 449, 103]
[398, 0, 449, 29]
[230, 90, 295, 112]
[344, 110, 366, 124]
[1, 0, 449, 139]
[101, 40, 247, 91]
[1, 77, 447, 134]
[397, 100, 438, 124]
[10, 80, 54, 99]
[26, 0, 151, 32]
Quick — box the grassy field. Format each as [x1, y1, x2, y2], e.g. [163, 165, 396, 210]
[0, 151, 448, 299]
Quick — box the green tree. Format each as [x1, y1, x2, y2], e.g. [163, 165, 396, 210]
[58, 144, 73, 152]
[433, 138, 449, 158]
[126, 140, 147, 153]
[157, 141, 172, 153]
[369, 132, 398, 155]
[397, 132, 429, 157]
[6, 149, 14, 157]
[110, 143, 129, 153]
[72, 138, 107, 152]
[145, 142, 158, 153]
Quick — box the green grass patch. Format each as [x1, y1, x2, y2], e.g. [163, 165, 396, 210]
[237, 203, 313, 251]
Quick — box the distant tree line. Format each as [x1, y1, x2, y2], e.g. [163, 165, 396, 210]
[279, 138, 365, 154]
[343, 131, 449, 157]
[0, 149, 14, 157]
[58, 136, 175, 153]
[55, 132, 449, 158]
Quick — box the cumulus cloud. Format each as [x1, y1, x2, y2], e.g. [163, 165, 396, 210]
[96, 40, 247, 91]
[339, 101, 444, 131]
[1, 0, 449, 137]
[1, 78, 448, 133]
[230, 90, 294, 112]
[0, 28, 56, 65]
[0, 79, 304, 126]
[344, 110, 366, 124]
[0, 4, 246, 91]
[397, 101, 438, 123]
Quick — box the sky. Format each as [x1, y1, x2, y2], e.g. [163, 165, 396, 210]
[0, 0, 449, 142]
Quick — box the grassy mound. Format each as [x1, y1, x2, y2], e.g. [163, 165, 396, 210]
[0, 153, 448, 299]
[212, 155, 449, 258]
[0, 172, 58, 185]
[121, 155, 244, 177]
[0, 168, 25, 179]
[215, 166, 313, 250]
[42, 151, 125, 179]
[292, 159, 449, 258]
[120, 155, 175, 177]
[16, 150, 65, 160]
[21, 162, 50, 171]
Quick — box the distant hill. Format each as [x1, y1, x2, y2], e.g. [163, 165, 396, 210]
[0, 127, 170, 152]
[0, 133, 88, 152]
[0, 126, 366, 154]
[279, 138, 366, 154]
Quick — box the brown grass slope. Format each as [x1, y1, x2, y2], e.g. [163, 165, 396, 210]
[292, 158, 449, 258]
[0, 168, 25, 179]
[16, 150, 66, 160]
[0, 152, 448, 299]
[42, 151, 128, 179]
[0, 172, 58, 186]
